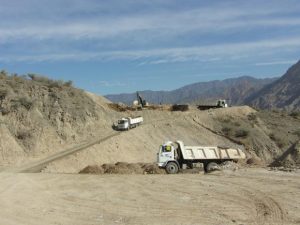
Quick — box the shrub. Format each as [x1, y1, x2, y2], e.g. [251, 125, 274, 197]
[28, 74, 72, 88]
[171, 104, 189, 111]
[0, 89, 8, 101]
[293, 130, 300, 137]
[290, 111, 300, 119]
[221, 126, 231, 136]
[64, 80, 73, 87]
[269, 133, 286, 148]
[235, 129, 249, 138]
[219, 117, 231, 123]
[16, 130, 32, 140]
[233, 121, 241, 126]
[0, 70, 8, 79]
[12, 97, 34, 110]
[247, 113, 257, 121]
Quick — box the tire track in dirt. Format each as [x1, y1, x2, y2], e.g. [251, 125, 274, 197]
[174, 174, 288, 225]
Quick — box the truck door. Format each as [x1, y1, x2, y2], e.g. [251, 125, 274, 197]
[157, 145, 175, 166]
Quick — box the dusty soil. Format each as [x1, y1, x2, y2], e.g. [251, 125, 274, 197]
[79, 162, 166, 175]
[0, 168, 299, 225]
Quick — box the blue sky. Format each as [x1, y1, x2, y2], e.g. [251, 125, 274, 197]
[0, 0, 300, 95]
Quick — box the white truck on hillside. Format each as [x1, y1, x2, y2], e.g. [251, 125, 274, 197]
[116, 116, 143, 131]
[197, 99, 228, 110]
[157, 141, 246, 173]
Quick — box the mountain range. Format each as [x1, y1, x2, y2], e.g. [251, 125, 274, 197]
[246, 60, 300, 110]
[105, 60, 300, 110]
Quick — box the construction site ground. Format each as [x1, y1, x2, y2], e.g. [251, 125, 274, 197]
[1, 90, 300, 225]
[0, 168, 299, 225]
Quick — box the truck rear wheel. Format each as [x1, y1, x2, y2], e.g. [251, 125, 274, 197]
[206, 162, 220, 173]
[166, 162, 179, 174]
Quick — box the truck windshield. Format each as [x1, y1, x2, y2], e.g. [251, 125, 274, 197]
[118, 120, 126, 124]
[162, 145, 172, 152]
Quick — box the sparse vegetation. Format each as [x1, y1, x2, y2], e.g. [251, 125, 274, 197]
[293, 129, 300, 137]
[171, 104, 189, 112]
[289, 111, 300, 119]
[11, 97, 34, 110]
[247, 113, 257, 121]
[269, 133, 286, 148]
[235, 129, 249, 138]
[218, 116, 232, 123]
[28, 74, 73, 88]
[16, 130, 32, 140]
[0, 71, 97, 152]
[221, 126, 231, 136]
[0, 89, 8, 106]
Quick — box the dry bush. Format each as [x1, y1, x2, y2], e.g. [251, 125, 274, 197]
[218, 116, 232, 123]
[0, 70, 8, 79]
[107, 103, 136, 112]
[28, 74, 73, 88]
[247, 113, 257, 121]
[146, 105, 164, 110]
[221, 126, 232, 136]
[171, 104, 189, 111]
[293, 129, 300, 137]
[246, 157, 263, 166]
[290, 111, 300, 119]
[235, 129, 249, 138]
[12, 97, 34, 110]
[269, 133, 286, 148]
[16, 130, 32, 140]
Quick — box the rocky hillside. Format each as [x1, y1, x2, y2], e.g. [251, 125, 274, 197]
[246, 60, 300, 110]
[105, 76, 277, 105]
[0, 72, 114, 166]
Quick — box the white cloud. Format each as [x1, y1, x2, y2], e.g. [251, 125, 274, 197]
[1, 2, 300, 43]
[255, 60, 298, 66]
[1, 36, 299, 64]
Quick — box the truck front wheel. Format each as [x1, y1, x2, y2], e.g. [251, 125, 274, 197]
[166, 162, 179, 174]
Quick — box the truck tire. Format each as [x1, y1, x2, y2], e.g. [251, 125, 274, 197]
[166, 162, 179, 174]
[206, 162, 220, 173]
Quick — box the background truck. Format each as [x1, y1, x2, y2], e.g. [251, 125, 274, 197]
[197, 99, 228, 110]
[116, 116, 143, 131]
[157, 141, 246, 174]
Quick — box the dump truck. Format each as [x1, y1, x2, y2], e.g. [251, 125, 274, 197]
[116, 116, 143, 131]
[197, 99, 228, 110]
[157, 141, 246, 174]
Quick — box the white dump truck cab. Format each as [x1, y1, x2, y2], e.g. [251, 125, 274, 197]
[217, 99, 228, 108]
[157, 142, 176, 167]
[117, 118, 129, 130]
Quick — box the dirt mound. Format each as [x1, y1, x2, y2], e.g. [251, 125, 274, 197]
[171, 104, 189, 111]
[79, 162, 166, 175]
[0, 73, 116, 167]
[108, 103, 169, 112]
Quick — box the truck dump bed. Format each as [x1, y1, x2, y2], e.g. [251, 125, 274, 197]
[178, 142, 246, 160]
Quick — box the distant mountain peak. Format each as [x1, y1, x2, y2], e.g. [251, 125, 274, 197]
[247, 60, 300, 110]
[106, 76, 277, 106]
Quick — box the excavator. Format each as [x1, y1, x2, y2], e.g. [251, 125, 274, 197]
[134, 92, 149, 108]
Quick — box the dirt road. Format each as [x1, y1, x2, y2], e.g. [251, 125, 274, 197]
[0, 168, 299, 225]
[7, 131, 121, 173]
